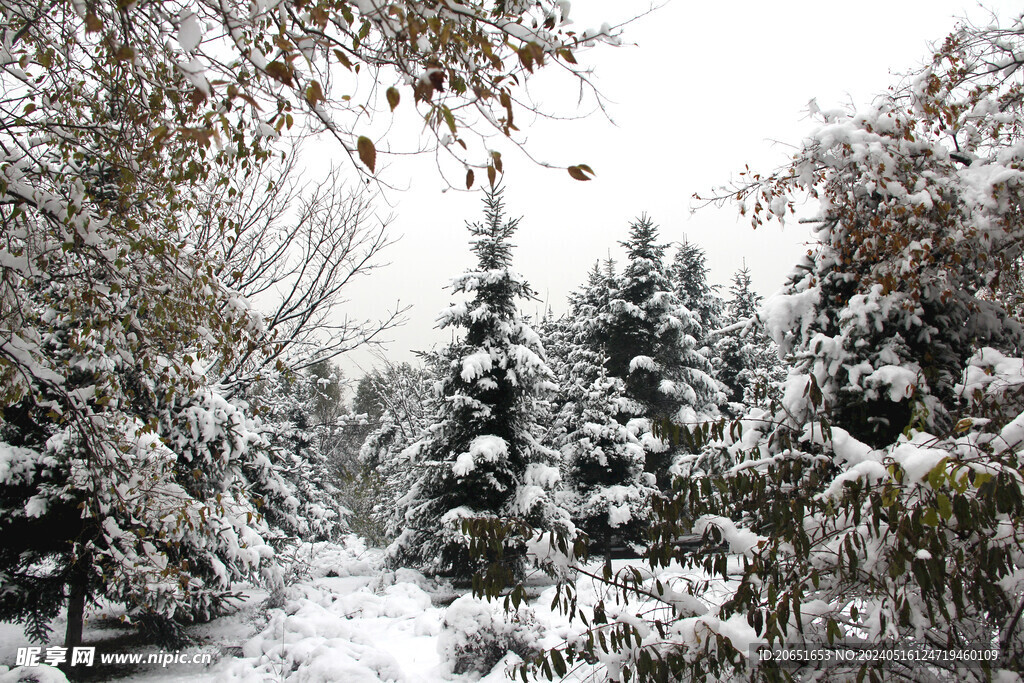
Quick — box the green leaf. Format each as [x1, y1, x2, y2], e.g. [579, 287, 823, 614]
[440, 105, 456, 134]
[550, 648, 567, 677]
[386, 87, 400, 111]
[926, 459, 947, 488]
[826, 618, 841, 644]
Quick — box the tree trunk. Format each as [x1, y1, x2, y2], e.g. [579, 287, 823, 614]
[64, 563, 87, 651]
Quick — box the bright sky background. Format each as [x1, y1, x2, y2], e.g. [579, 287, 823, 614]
[323, 0, 1022, 382]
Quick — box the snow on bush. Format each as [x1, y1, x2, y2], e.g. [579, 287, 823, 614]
[0, 666, 68, 683]
[452, 435, 508, 476]
[437, 595, 542, 678]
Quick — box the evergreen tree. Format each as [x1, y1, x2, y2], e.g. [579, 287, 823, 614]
[603, 216, 721, 485]
[388, 189, 562, 582]
[713, 265, 784, 413]
[668, 238, 724, 342]
[0, 221, 306, 647]
[253, 366, 348, 543]
[357, 360, 439, 544]
[556, 266, 658, 556]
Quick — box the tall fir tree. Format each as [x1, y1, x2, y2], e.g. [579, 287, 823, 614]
[668, 238, 724, 343]
[713, 264, 784, 413]
[556, 264, 658, 557]
[357, 359, 439, 544]
[602, 216, 721, 485]
[388, 188, 563, 582]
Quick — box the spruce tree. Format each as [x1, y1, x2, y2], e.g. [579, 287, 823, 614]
[668, 238, 724, 343]
[557, 266, 657, 556]
[713, 264, 784, 413]
[356, 360, 438, 544]
[602, 216, 721, 485]
[388, 188, 562, 582]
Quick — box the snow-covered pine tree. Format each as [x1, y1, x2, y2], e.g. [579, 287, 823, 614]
[252, 365, 348, 543]
[358, 359, 440, 542]
[388, 188, 563, 582]
[603, 216, 721, 486]
[713, 264, 784, 413]
[531, 310, 570, 460]
[667, 238, 724, 343]
[557, 267, 658, 557]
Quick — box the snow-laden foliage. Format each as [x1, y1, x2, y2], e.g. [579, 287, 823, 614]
[358, 360, 440, 543]
[741, 71, 1024, 447]
[249, 366, 349, 543]
[667, 239, 724, 347]
[0, 163, 305, 642]
[558, 364, 657, 559]
[606, 217, 721, 423]
[712, 265, 784, 415]
[388, 188, 567, 583]
[602, 217, 723, 488]
[643, 349, 1024, 681]
[525, 13, 1024, 682]
[438, 594, 543, 676]
[0, 365, 286, 642]
[552, 263, 659, 556]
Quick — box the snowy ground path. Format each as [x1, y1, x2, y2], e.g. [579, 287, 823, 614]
[0, 536, 723, 682]
[0, 537, 543, 682]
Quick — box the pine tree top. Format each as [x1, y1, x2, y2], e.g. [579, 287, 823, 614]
[620, 214, 665, 266]
[726, 265, 762, 323]
[468, 186, 518, 272]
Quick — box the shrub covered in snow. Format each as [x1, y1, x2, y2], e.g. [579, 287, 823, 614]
[437, 595, 542, 677]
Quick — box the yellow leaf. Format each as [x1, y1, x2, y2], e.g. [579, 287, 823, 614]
[305, 80, 324, 107]
[357, 136, 376, 172]
[487, 164, 496, 187]
[386, 87, 400, 112]
[333, 50, 353, 70]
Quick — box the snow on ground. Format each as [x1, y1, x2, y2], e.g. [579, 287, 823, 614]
[0, 536, 725, 682]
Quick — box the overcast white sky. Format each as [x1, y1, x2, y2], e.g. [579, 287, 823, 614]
[320, 1, 1022, 381]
